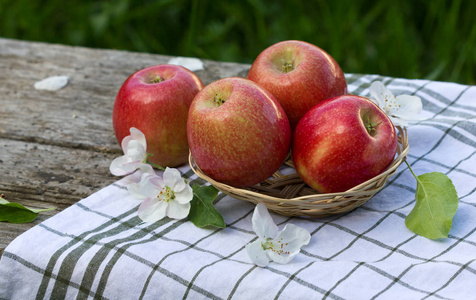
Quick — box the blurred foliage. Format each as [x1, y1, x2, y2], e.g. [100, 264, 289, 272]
[0, 0, 475, 84]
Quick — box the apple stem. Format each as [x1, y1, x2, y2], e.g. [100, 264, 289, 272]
[213, 94, 226, 106]
[150, 75, 164, 84]
[364, 113, 381, 136]
[281, 59, 294, 73]
[365, 122, 381, 136]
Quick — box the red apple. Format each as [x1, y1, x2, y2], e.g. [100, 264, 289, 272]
[187, 77, 291, 187]
[247, 40, 348, 129]
[113, 64, 204, 167]
[292, 95, 398, 193]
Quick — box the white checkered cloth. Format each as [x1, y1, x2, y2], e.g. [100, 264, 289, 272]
[1, 75, 475, 300]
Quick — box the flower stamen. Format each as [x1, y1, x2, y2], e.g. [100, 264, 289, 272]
[262, 238, 288, 256]
[157, 186, 175, 202]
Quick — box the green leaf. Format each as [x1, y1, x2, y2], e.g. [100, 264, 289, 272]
[405, 172, 458, 239]
[188, 184, 225, 228]
[0, 196, 55, 224]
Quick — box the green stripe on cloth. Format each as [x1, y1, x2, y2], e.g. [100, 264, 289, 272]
[35, 204, 141, 299]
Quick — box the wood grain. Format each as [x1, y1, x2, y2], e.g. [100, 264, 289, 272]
[0, 37, 250, 255]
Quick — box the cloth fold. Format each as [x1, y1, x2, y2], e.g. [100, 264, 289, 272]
[1, 74, 475, 300]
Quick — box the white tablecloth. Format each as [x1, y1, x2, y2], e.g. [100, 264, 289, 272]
[1, 74, 475, 300]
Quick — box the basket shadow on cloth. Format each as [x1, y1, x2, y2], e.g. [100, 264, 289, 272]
[189, 126, 409, 217]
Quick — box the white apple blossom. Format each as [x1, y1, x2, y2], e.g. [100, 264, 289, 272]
[129, 167, 193, 222]
[246, 203, 311, 267]
[109, 127, 154, 176]
[369, 81, 425, 127]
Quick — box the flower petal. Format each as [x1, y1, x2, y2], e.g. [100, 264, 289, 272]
[166, 201, 191, 220]
[121, 127, 147, 159]
[138, 163, 155, 175]
[123, 169, 146, 185]
[388, 115, 408, 127]
[110, 156, 127, 176]
[34, 75, 69, 91]
[252, 203, 278, 241]
[167, 57, 204, 72]
[394, 95, 425, 121]
[369, 81, 393, 108]
[126, 140, 147, 162]
[367, 96, 380, 108]
[127, 181, 145, 200]
[109, 155, 140, 176]
[129, 127, 147, 151]
[266, 224, 311, 265]
[120, 135, 133, 155]
[246, 239, 270, 267]
[138, 198, 167, 222]
[139, 173, 164, 199]
[163, 167, 186, 191]
[174, 184, 193, 204]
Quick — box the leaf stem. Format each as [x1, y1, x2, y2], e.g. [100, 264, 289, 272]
[143, 153, 166, 171]
[147, 160, 165, 171]
[404, 160, 418, 179]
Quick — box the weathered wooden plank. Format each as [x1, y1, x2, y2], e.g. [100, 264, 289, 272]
[0, 138, 120, 252]
[1, 138, 118, 203]
[0, 37, 250, 151]
[0, 37, 251, 255]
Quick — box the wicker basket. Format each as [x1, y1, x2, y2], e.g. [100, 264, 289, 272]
[189, 126, 409, 217]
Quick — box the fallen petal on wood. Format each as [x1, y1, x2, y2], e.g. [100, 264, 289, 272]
[34, 75, 69, 91]
[167, 57, 204, 72]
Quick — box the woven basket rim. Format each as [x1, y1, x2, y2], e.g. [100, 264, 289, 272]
[189, 126, 409, 215]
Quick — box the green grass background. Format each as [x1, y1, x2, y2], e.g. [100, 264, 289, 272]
[1, 0, 474, 84]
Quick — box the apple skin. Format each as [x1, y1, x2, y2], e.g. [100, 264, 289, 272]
[292, 95, 398, 193]
[247, 40, 348, 129]
[187, 77, 291, 187]
[113, 64, 204, 167]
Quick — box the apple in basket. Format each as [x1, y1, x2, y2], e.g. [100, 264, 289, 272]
[247, 40, 348, 129]
[292, 95, 398, 193]
[187, 77, 292, 187]
[113, 64, 204, 167]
